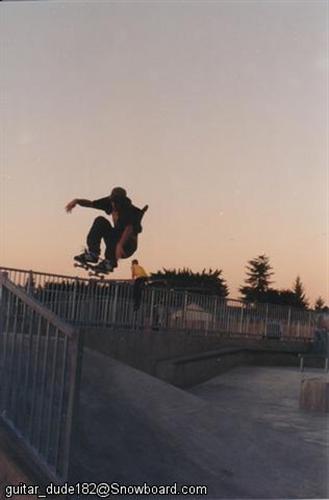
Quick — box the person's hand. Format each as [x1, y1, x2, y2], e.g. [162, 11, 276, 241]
[115, 243, 126, 260]
[65, 199, 77, 213]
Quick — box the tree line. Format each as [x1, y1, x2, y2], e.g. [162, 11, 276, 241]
[151, 254, 327, 312]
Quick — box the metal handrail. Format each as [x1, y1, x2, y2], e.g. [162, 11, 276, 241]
[0, 264, 319, 313]
[0, 265, 129, 284]
[0, 265, 319, 339]
[0, 271, 82, 482]
[0, 273, 76, 338]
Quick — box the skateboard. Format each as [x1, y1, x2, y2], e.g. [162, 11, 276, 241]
[73, 260, 113, 278]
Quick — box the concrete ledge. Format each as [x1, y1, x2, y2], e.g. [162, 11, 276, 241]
[156, 347, 303, 388]
[298, 353, 329, 372]
[173, 347, 245, 364]
[156, 348, 251, 387]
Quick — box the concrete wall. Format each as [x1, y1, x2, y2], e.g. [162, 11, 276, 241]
[156, 349, 253, 387]
[157, 349, 309, 388]
[82, 327, 311, 386]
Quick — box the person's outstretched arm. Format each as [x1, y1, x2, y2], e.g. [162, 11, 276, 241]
[65, 199, 92, 213]
[65, 197, 111, 213]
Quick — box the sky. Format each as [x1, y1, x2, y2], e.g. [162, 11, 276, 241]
[0, 0, 328, 305]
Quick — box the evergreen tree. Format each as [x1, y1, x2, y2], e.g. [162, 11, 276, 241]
[277, 289, 300, 307]
[260, 288, 294, 306]
[151, 267, 229, 297]
[314, 296, 326, 311]
[292, 276, 309, 309]
[239, 254, 274, 303]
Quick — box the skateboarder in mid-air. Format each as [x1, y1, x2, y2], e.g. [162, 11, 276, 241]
[65, 187, 148, 274]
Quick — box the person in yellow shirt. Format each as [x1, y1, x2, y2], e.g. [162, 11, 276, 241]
[131, 259, 148, 311]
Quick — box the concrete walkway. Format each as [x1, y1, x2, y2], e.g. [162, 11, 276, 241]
[71, 350, 328, 499]
[190, 366, 329, 498]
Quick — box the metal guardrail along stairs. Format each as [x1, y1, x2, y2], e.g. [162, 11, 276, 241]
[0, 272, 82, 482]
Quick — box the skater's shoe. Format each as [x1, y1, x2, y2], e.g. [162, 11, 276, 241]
[74, 250, 99, 265]
[94, 259, 116, 274]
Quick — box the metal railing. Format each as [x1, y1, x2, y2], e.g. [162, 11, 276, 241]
[0, 266, 319, 340]
[0, 272, 82, 482]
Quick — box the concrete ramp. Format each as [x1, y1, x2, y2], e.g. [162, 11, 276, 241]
[70, 349, 328, 499]
[70, 349, 248, 498]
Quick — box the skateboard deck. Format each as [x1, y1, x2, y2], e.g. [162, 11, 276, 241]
[73, 260, 113, 278]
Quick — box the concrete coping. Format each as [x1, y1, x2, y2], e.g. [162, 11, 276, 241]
[171, 346, 303, 366]
[298, 353, 329, 359]
[173, 347, 245, 366]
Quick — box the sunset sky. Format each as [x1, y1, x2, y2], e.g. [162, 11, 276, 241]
[1, 0, 328, 305]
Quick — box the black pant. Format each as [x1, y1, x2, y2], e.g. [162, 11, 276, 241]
[133, 277, 147, 310]
[87, 216, 137, 263]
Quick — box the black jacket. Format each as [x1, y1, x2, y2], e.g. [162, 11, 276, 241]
[78, 196, 145, 234]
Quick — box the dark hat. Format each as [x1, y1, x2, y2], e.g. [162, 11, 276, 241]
[109, 187, 127, 200]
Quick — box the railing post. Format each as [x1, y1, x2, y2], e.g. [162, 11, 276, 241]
[307, 312, 312, 340]
[70, 279, 78, 322]
[226, 305, 231, 335]
[149, 289, 155, 327]
[104, 283, 111, 325]
[182, 291, 188, 329]
[239, 305, 244, 334]
[123, 283, 131, 326]
[64, 327, 84, 481]
[287, 307, 291, 337]
[111, 285, 119, 325]
[264, 304, 269, 337]
[212, 296, 218, 332]
[26, 270, 34, 294]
